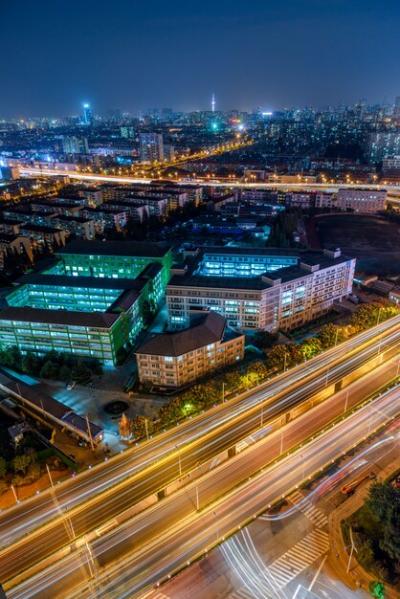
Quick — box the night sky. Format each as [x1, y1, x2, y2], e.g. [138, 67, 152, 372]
[1, 0, 400, 117]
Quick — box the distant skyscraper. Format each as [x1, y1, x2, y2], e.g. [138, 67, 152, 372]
[139, 132, 164, 162]
[62, 136, 89, 154]
[211, 93, 216, 113]
[82, 103, 93, 126]
[395, 96, 400, 117]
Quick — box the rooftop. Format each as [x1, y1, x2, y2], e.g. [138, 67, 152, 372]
[136, 311, 233, 357]
[0, 306, 119, 328]
[56, 239, 172, 258]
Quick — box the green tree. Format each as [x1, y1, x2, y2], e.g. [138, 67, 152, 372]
[59, 364, 72, 382]
[13, 453, 31, 474]
[21, 352, 42, 375]
[366, 482, 400, 563]
[318, 323, 345, 349]
[267, 344, 301, 371]
[40, 361, 60, 379]
[299, 337, 322, 361]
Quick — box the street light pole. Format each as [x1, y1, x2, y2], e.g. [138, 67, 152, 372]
[222, 382, 225, 403]
[347, 527, 357, 573]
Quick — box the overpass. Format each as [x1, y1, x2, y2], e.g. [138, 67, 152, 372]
[17, 165, 400, 193]
[1, 316, 400, 587]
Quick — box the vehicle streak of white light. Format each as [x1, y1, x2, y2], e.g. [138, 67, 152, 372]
[221, 539, 267, 598]
[242, 528, 289, 599]
[4, 316, 400, 544]
[261, 435, 396, 522]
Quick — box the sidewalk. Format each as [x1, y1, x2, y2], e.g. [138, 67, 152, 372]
[328, 457, 400, 599]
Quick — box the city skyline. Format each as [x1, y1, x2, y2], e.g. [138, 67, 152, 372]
[1, 0, 400, 118]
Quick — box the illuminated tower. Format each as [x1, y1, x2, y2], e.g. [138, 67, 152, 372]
[211, 93, 216, 113]
[82, 102, 93, 125]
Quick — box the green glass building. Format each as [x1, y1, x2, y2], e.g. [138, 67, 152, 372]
[0, 241, 173, 365]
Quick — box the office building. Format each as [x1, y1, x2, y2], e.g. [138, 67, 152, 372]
[82, 103, 93, 126]
[167, 247, 355, 332]
[135, 311, 245, 389]
[54, 239, 173, 289]
[0, 240, 173, 365]
[139, 132, 164, 162]
[62, 136, 89, 155]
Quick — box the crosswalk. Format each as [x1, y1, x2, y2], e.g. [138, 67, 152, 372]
[267, 529, 329, 589]
[227, 588, 256, 599]
[287, 490, 329, 528]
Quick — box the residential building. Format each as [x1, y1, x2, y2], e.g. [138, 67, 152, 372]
[135, 311, 245, 388]
[62, 136, 89, 155]
[139, 132, 164, 162]
[336, 188, 386, 213]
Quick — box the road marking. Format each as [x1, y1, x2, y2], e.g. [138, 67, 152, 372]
[288, 490, 329, 528]
[267, 530, 329, 589]
[227, 588, 257, 599]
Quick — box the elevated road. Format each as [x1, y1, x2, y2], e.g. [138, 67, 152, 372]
[17, 165, 400, 192]
[2, 316, 399, 548]
[7, 367, 400, 599]
[1, 319, 400, 585]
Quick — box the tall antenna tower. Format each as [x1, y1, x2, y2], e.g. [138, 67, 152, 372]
[211, 93, 216, 113]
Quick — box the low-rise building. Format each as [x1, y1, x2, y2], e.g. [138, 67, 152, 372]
[336, 188, 386, 213]
[135, 311, 245, 389]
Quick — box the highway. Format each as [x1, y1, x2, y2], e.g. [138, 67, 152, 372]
[7, 366, 400, 599]
[17, 165, 400, 192]
[1, 317, 400, 584]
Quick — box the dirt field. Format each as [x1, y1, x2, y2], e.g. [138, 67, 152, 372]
[315, 214, 400, 275]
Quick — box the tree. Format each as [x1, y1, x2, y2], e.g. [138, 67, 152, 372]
[40, 361, 60, 379]
[366, 482, 400, 563]
[266, 344, 301, 371]
[369, 581, 385, 598]
[252, 331, 278, 350]
[299, 337, 322, 361]
[318, 323, 346, 349]
[0, 456, 7, 478]
[21, 352, 42, 375]
[59, 365, 72, 382]
[13, 453, 31, 474]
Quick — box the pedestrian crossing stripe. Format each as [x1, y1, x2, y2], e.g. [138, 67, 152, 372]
[227, 587, 256, 599]
[287, 490, 329, 527]
[267, 529, 329, 588]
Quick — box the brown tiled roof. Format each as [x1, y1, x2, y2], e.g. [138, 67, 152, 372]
[136, 312, 226, 357]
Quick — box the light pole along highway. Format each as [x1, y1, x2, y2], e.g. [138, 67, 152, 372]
[2, 314, 400, 553]
[1, 319, 400, 588]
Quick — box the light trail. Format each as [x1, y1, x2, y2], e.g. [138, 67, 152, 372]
[18, 166, 400, 192]
[7, 382, 400, 599]
[2, 315, 400, 551]
[260, 434, 397, 521]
